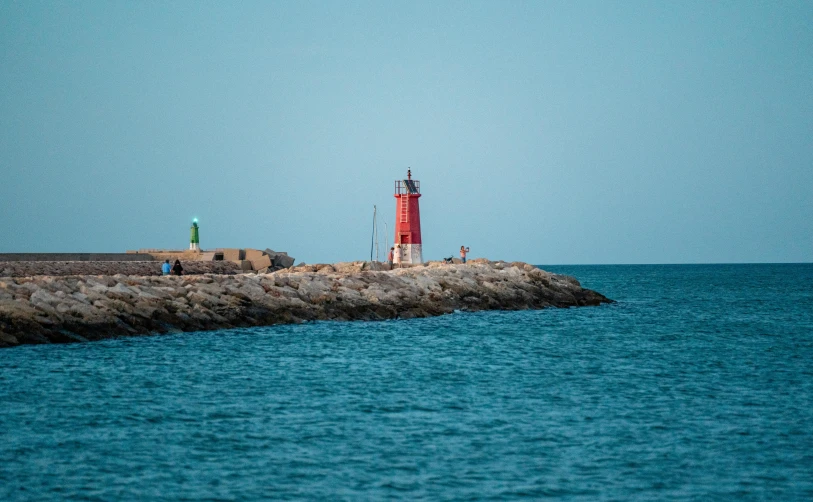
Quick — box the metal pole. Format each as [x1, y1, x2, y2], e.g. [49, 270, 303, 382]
[374, 206, 380, 262]
[370, 206, 376, 262]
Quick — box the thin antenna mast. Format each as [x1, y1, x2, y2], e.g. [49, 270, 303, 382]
[374, 205, 380, 262]
[370, 205, 377, 262]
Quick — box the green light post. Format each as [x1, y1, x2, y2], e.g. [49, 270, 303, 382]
[190, 218, 200, 251]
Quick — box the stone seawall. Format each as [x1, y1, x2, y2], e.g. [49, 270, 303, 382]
[0, 261, 612, 348]
[0, 261, 241, 278]
[0, 253, 155, 262]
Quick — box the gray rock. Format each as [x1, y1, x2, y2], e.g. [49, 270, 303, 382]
[267, 251, 295, 269]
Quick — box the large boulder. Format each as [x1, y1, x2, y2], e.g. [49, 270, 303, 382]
[264, 249, 295, 269]
[333, 261, 366, 273]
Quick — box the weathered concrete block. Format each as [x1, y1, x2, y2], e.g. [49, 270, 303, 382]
[250, 255, 272, 271]
[200, 252, 216, 261]
[271, 252, 295, 269]
[263, 249, 295, 269]
[245, 249, 265, 260]
[223, 249, 243, 261]
[228, 259, 252, 271]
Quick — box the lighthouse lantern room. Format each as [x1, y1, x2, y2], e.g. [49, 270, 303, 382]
[393, 169, 423, 265]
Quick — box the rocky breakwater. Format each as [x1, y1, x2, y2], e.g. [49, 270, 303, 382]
[0, 261, 612, 348]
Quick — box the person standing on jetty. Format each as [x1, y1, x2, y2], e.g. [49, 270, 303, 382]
[161, 260, 171, 275]
[171, 259, 184, 276]
[387, 247, 394, 270]
[460, 245, 470, 264]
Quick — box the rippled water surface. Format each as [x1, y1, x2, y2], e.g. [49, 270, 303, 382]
[2, 264, 812, 500]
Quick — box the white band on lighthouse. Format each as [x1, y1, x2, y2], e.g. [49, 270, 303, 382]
[394, 244, 422, 265]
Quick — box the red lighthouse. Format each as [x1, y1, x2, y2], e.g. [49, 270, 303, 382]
[393, 168, 423, 265]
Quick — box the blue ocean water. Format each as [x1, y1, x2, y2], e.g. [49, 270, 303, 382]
[1, 264, 812, 500]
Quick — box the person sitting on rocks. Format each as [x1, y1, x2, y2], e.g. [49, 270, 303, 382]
[171, 259, 184, 276]
[161, 260, 171, 275]
[460, 245, 470, 264]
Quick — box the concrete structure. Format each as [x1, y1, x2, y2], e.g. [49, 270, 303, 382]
[250, 255, 272, 271]
[393, 169, 423, 265]
[0, 253, 154, 262]
[222, 248, 243, 261]
[1, 248, 296, 274]
[245, 249, 265, 261]
[0, 260, 241, 277]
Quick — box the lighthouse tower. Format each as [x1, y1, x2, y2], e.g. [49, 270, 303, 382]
[393, 169, 423, 265]
[190, 219, 200, 251]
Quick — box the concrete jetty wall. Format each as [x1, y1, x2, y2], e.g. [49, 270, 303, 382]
[0, 261, 241, 278]
[0, 253, 155, 262]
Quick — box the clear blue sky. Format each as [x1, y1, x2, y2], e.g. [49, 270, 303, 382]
[1, 1, 811, 264]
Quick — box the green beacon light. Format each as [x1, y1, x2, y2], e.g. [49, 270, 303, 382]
[190, 218, 200, 251]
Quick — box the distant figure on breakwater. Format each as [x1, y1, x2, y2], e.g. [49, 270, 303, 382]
[161, 260, 171, 275]
[171, 260, 184, 276]
[460, 246, 470, 264]
[388, 247, 394, 270]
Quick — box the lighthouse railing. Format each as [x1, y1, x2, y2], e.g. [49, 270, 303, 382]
[394, 180, 420, 195]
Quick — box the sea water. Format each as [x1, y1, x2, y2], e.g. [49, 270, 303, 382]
[1, 264, 812, 500]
